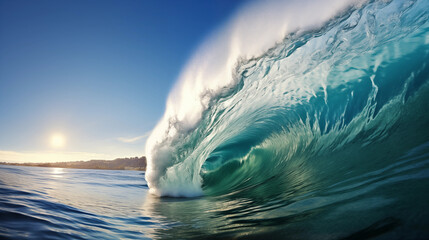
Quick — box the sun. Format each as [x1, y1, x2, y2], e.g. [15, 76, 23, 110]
[50, 133, 66, 148]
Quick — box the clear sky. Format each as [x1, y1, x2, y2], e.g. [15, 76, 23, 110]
[0, 0, 248, 162]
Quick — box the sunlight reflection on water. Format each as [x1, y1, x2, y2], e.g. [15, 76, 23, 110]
[51, 167, 64, 178]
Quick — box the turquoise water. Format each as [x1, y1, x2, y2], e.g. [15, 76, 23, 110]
[2, 0, 429, 239]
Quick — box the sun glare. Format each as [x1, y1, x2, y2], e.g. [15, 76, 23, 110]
[50, 133, 65, 148]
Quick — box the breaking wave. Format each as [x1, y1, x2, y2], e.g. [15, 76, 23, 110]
[145, 0, 429, 198]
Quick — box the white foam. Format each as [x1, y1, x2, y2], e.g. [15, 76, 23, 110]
[145, 0, 364, 197]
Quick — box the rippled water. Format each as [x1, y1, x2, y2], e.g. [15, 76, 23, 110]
[1, 158, 429, 239]
[0, 165, 152, 239]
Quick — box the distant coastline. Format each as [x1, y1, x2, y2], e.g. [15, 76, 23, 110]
[0, 156, 146, 171]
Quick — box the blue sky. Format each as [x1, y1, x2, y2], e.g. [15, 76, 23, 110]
[0, 0, 248, 162]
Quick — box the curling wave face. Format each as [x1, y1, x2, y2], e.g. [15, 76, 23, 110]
[145, 0, 429, 198]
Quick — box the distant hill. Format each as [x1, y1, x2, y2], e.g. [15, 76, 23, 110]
[0, 156, 146, 171]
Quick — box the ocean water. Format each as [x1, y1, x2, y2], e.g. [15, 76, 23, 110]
[0, 165, 152, 239]
[1, 151, 429, 240]
[1, 153, 428, 240]
[2, 0, 429, 239]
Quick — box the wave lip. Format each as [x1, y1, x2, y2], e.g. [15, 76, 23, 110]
[145, 0, 429, 197]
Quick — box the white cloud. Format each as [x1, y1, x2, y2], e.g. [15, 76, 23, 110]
[117, 132, 151, 143]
